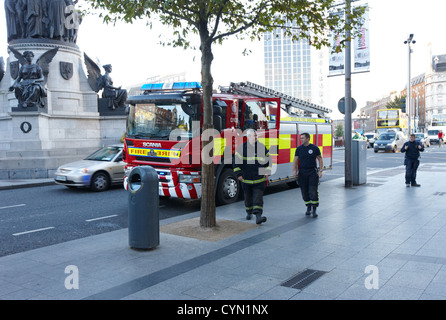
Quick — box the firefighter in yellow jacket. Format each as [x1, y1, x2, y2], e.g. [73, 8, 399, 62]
[233, 129, 271, 224]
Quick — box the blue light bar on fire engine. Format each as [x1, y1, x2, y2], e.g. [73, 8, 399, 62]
[141, 82, 202, 91]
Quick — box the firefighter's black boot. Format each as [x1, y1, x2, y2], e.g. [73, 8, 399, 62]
[305, 206, 312, 216]
[255, 213, 267, 224]
[246, 212, 253, 220]
[312, 206, 318, 218]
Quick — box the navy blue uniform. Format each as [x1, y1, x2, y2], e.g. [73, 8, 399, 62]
[401, 140, 424, 185]
[294, 144, 321, 209]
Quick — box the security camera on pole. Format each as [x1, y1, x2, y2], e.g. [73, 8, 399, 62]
[404, 34, 416, 135]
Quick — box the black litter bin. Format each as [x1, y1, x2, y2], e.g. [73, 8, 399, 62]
[128, 166, 159, 250]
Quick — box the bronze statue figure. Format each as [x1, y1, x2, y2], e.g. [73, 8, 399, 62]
[26, 0, 44, 38]
[5, 0, 22, 41]
[4, 0, 81, 43]
[84, 53, 128, 110]
[8, 46, 58, 108]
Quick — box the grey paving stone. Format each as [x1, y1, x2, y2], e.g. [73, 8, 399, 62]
[300, 277, 352, 299]
[385, 270, 436, 290]
[254, 285, 300, 300]
[371, 284, 423, 300]
[336, 283, 378, 300]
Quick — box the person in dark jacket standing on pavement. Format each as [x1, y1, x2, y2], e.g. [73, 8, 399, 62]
[293, 133, 323, 218]
[401, 133, 424, 187]
[233, 129, 271, 224]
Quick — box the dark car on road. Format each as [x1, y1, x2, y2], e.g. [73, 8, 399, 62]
[374, 132, 406, 153]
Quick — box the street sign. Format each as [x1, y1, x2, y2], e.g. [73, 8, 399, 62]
[338, 97, 357, 114]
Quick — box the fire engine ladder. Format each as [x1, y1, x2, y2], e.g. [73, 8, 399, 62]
[222, 81, 332, 116]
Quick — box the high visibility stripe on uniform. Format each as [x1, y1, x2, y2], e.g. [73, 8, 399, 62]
[242, 177, 266, 184]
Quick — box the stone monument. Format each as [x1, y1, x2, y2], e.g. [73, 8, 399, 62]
[0, 1, 126, 179]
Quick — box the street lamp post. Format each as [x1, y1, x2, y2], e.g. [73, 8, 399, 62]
[359, 111, 370, 134]
[404, 34, 416, 135]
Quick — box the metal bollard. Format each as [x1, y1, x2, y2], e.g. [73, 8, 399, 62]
[128, 166, 159, 250]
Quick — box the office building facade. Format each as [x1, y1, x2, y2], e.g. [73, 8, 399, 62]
[264, 26, 327, 111]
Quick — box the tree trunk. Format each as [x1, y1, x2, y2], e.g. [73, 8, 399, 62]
[199, 37, 216, 228]
[200, 123, 216, 228]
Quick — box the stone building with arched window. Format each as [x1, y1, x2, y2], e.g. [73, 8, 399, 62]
[425, 44, 446, 127]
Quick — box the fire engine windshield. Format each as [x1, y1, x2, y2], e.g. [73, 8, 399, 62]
[127, 103, 194, 140]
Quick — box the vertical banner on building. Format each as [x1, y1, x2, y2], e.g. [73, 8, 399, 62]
[328, 3, 370, 76]
[353, 5, 370, 73]
[328, 10, 345, 76]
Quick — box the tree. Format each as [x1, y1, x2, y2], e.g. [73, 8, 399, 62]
[335, 123, 344, 139]
[386, 95, 406, 110]
[85, 0, 365, 228]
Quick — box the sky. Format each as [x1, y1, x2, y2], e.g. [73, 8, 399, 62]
[1, 0, 446, 120]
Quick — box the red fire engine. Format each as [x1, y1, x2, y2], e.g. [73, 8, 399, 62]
[123, 81, 333, 205]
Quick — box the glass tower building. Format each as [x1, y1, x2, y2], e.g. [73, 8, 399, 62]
[264, 26, 327, 108]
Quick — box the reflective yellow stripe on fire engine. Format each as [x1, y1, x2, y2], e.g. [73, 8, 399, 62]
[213, 137, 225, 157]
[323, 134, 332, 147]
[270, 133, 333, 163]
[235, 152, 267, 162]
[258, 137, 278, 150]
[258, 138, 278, 162]
[281, 117, 327, 123]
[278, 134, 291, 150]
[320, 133, 333, 158]
[128, 148, 181, 159]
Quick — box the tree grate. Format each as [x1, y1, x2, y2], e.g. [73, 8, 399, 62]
[281, 269, 326, 290]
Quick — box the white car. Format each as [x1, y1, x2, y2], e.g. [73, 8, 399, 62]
[364, 132, 378, 148]
[54, 145, 124, 192]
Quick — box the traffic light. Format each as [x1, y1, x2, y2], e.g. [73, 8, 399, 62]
[401, 98, 406, 113]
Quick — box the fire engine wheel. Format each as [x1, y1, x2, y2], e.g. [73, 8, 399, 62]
[91, 172, 110, 192]
[216, 168, 241, 206]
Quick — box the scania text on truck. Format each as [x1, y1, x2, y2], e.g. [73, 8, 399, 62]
[122, 81, 333, 205]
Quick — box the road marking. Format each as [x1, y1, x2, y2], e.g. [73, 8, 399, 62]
[13, 227, 55, 236]
[86, 215, 118, 222]
[0, 204, 26, 210]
